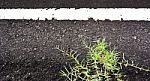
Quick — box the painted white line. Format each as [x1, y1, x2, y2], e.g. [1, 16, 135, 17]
[0, 8, 150, 20]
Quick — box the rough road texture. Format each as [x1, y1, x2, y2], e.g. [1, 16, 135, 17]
[0, 20, 150, 81]
[0, 0, 150, 8]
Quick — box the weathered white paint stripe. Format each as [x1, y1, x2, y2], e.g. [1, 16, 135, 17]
[0, 8, 150, 20]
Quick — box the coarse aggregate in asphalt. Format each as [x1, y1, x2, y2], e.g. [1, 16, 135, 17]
[0, 0, 150, 8]
[0, 20, 150, 81]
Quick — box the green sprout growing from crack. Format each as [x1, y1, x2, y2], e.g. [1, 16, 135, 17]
[56, 39, 150, 81]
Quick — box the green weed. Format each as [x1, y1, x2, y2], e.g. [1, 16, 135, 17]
[57, 39, 150, 81]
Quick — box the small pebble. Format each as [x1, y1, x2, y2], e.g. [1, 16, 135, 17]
[133, 36, 137, 39]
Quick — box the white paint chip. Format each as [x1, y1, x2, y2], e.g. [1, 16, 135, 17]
[0, 8, 150, 20]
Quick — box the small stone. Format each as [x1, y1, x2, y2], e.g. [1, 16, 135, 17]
[133, 36, 137, 39]
[85, 30, 88, 32]
[22, 39, 25, 41]
[42, 56, 45, 59]
[33, 48, 37, 50]
[6, 75, 10, 78]
[16, 34, 19, 37]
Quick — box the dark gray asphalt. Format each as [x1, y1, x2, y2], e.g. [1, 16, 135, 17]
[0, 0, 150, 8]
[0, 20, 150, 81]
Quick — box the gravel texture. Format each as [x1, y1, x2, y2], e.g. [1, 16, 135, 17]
[0, 0, 150, 8]
[0, 20, 150, 81]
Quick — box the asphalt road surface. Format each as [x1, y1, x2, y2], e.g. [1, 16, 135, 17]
[0, 20, 150, 81]
[0, 0, 150, 8]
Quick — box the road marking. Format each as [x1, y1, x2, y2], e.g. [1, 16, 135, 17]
[0, 8, 150, 21]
